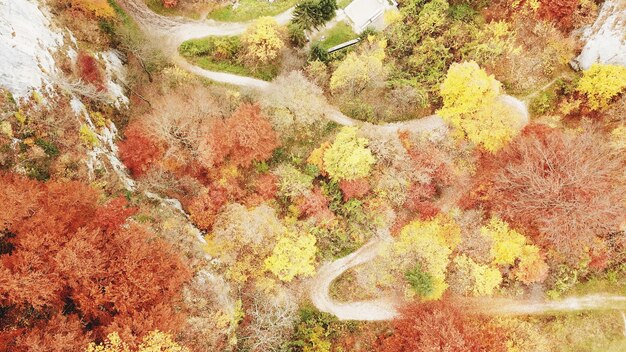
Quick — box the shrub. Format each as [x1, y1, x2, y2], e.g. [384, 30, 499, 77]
[77, 52, 105, 91]
[162, 0, 179, 8]
[70, 0, 115, 18]
[338, 178, 370, 200]
[404, 264, 434, 297]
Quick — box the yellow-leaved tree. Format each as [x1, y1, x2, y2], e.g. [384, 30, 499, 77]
[380, 215, 461, 300]
[329, 38, 387, 96]
[452, 255, 502, 296]
[86, 331, 189, 352]
[437, 61, 522, 152]
[242, 17, 284, 66]
[576, 63, 626, 110]
[480, 217, 548, 284]
[322, 127, 376, 181]
[264, 231, 317, 282]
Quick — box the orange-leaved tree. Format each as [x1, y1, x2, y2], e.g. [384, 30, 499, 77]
[376, 298, 507, 352]
[0, 173, 191, 350]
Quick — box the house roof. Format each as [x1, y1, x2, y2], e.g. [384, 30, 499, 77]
[344, 0, 389, 32]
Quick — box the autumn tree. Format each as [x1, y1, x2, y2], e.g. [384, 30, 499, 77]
[322, 127, 376, 181]
[376, 215, 461, 300]
[118, 123, 165, 177]
[260, 71, 328, 140]
[450, 255, 502, 297]
[0, 174, 191, 349]
[437, 61, 522, 152]
[478, 217, 548, 284]
[376, 298, 508, 352]
[537, 0, 579, 31]
[201, 103, 280, 168]
[264, 230, 318, 282]
[576, 63, 626, 110]
[329, 38, 387, 97]
[464, 125, 626, 261]
[242, 17, 285, 66]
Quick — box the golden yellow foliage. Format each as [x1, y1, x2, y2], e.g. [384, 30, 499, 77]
[576, 64, 626, 110]
[86, 331, 189, 352]
[264, 231, 317, 282]
[242, 17, 284, 65]
[322, 127, 376, 181]
[71, 0, 116, 18]
[438, 61, 501, 118]
[386, 215, 461, 300]
[452, 255, 502, 296]
[437, 61, 520, 152]
[481, 218, 548, 284]
[480, 217, 526, 266]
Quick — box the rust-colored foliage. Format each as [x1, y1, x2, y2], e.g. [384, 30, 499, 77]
[163, 0, 178, 8]
[404, 183, 440, 220]
[188, 185, 229, 231]
[537, 0, 579, 31]
[0, 174, 191, 350]
[297, 187, 334, 223]
[463, 125, 626, 261]
[245, 173, 279, 206]
[376, 299, 507, 352]
[118, 124, 165, 177]
[204, 103, 280, 168]
[77, 51, 105, 91]
[339, 178, 371, 201]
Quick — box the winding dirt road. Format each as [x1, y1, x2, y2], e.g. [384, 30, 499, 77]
[111, 1, 626, 324]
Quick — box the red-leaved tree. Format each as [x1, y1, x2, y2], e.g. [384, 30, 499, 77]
[462, 125, 626, 261]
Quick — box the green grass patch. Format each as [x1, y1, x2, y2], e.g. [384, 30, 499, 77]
[179, 36, 278, 81]
[207, 0, 297, 22]
[318, 22, 358, 51]
[337, 0, 353, 9]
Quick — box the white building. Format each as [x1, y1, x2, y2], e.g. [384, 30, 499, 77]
[343, 0, 398, 33]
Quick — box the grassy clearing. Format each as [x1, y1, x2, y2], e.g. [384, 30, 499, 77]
[337, 0, 353, 9]
[318, 22, 358, 51]
[179, 36, 278, 81]
[207, 0, 297, 22]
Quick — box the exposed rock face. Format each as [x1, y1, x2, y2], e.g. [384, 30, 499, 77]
[0, 0, 64, 100]
[572, 0, 626, 70]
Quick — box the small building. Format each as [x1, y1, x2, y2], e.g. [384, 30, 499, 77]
[344, 0, 398, 33]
